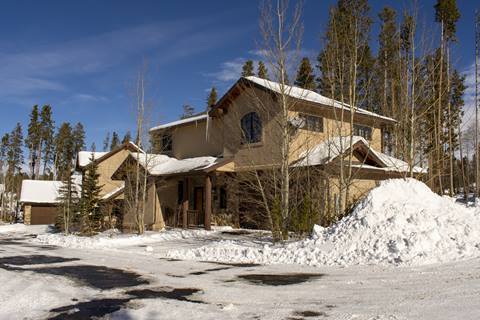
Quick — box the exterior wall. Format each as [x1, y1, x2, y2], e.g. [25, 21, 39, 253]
[154, 119, 224, 160]
[23, 205, 31, 225]
[95, 148, 130, 198]
[216, 87, 385, 170]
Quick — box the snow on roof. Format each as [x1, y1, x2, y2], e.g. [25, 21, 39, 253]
[101, 183, 125, 200]
[295, 136, 365, 167]
[20, 176, 83, 204]
[20, 180, 63, 204]
[77, 151, 108, 168]
[131, 152, 222, 175]
[244, 76, 396, 123]
[149, 114, 208, 132]
[295, 136, 426, 173]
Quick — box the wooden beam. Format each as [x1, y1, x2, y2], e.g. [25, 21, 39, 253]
[182, 178, 189, 229]
[204, 175, 212, 230]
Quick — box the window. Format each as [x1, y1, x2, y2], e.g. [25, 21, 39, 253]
[161, 134, 172, 152]
[219, 187, 227, 209]
[241, 112, 262, 144]
[382, 129, 394, 155]
[353, 124, 372, 140]
[299, 113, 323, 132]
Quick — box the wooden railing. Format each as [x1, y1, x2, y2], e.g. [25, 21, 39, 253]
[187, 210, 204, 227]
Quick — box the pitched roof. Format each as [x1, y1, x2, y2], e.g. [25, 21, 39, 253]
[131, 152, 223, 176]
[149, 113, 208, 132]
[211, 76, 396, 124]
[295, 136, 426, 174]
[77, 141, 143, 169]
[19, 176, 82, 204]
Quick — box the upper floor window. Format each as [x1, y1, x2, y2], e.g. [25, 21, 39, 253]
[241, 112, 262, 144]
[299, 113, 323, 132]
[161, 134, 172, 152]
[353, 124, 372, 140]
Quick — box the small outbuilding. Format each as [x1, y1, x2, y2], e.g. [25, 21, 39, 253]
[19, 180, 63, 225]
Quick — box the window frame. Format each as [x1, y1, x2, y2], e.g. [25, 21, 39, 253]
[353, 124, 372, 141]
[298, 113, 324, 132]
[161, 133, 173, 152]
[241, 112, 263, 145]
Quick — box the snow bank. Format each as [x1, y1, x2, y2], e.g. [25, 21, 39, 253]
[167, 179, 480, 266]
[34, 228, 218, 249]
[0, 224, 50, 234]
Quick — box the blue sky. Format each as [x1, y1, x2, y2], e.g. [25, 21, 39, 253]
[0, 0, 477, 148]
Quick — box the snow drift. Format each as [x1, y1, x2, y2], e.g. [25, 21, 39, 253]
[167, 179, 480, 266]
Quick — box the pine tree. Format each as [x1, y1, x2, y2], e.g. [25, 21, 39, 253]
[180, 104, 195, 119]
[122, 131, 132, 144]
[40, 105, 55, 178]
[80, 152, 104, 234]
[110, 131, 120, 150]
[294, 57, 316, 90]
[72, 122, 86, 155]
[241, 60, 255, 77]
[103, 132, 110, 151]
[207, 87, 218, 108]
[54, 123, 74, 180]
[257, 61, 269, 79]
[25, 106, 40, 179]
[56, 171, 80, 234]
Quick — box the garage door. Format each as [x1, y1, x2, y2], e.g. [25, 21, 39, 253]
[31, 206, 57, 225]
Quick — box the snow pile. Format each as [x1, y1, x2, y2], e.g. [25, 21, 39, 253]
[166, 179, 480, 266]
[34, 228, 216, 249]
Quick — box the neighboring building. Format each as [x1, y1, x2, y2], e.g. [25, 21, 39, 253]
[20, 180, 67, 225]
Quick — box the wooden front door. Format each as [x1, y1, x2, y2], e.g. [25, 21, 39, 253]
[194, 187, 204, 211]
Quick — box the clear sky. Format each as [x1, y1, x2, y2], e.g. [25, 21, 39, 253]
[0, 0, 477, 148]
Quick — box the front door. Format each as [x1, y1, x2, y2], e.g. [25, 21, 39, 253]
[193, 187, 204, 226]
[194, 187, 204, 211]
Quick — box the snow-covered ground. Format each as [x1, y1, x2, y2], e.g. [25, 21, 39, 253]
[36, 179, 480, 267]
[1, 179, 480, 319]
[0, 223, 479, 319]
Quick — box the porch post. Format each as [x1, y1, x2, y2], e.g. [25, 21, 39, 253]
[204, 174, 212, 230]
[182, 178, 189, 228]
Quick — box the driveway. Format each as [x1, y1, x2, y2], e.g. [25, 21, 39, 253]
[0, 227, 479, 319]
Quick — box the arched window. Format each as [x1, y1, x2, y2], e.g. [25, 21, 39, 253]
[241, 112, 262, 144]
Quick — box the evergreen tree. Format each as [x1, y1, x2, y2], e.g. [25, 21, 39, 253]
[294, 57, 316, 90]
[40, 105, 55, 178]
[434, 0, 460, 42]
[72, 122, 86, 155]
[316, 0, 372, 101]
[180, 104, 195, 119]
[56, 171, 80, 234]
[54, 123, 74, 180]
[103, 132, 110, 151]
[110, 131, 120, 150]
[207, 87, 218, 108]
[7, 123, 24, 177]
[241, 60, 255, 77]
[257, 61, 269, 79]
[122, 131, 132, 144]
[25, 105, 40, 179]
[80, 152, 104, 234]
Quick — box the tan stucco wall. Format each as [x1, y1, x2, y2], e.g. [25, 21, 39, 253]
[157, 119, 224, 160]
[95, 149, 130, 198]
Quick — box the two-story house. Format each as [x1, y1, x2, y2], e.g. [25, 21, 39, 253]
[132, 76, 424, 231]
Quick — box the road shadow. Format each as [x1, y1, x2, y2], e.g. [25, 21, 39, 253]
[236, 273, 325, 286]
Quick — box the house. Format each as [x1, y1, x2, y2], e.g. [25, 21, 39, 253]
[76, 141, 168, 231]
[101, 76, 425, 231]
